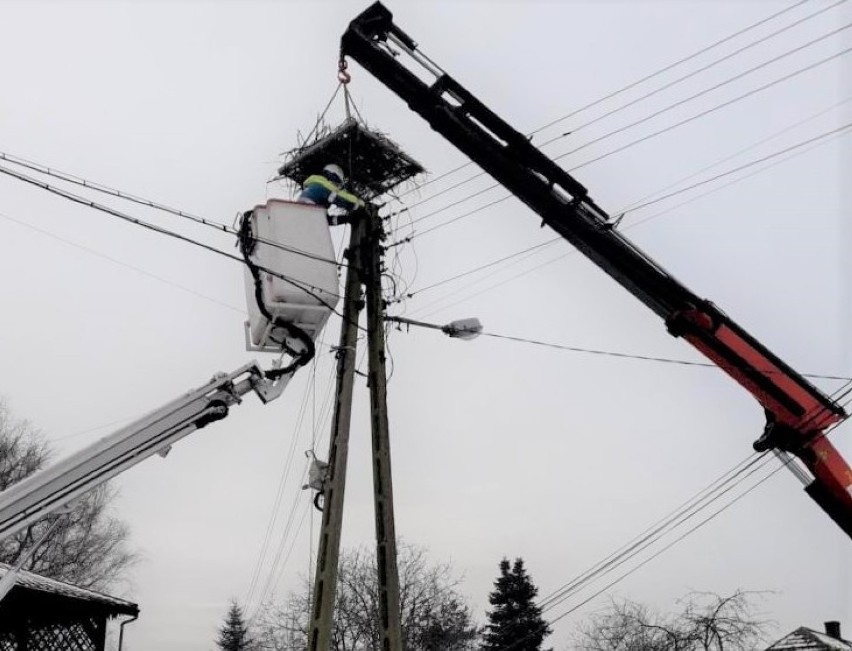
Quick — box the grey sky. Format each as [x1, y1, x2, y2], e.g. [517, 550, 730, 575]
[0, 0, 850, 649]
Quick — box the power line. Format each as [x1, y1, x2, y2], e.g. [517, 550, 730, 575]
[250, 497, 312, 618]
[393, 38, 852, 243]
[609, 120, 852, 216]
[491, 454, 791, 651]
[536, 453, 764, 610]
[529, 0, 816, 137]
[563, 43, 852, 171]
[388, 0, 846, 224]
[0, 161, 348, 312]
[539, 455, 776, 618]
[386, 0, 815, 205]
[394, 117, 852, 311]
[539, 462, 788, 642]
[0, 150, 348, 268]
[553, 0, 849, 139]
[392, 238, 561, 301]
[621, 117, 852, 232]
[617, 95, 852, 215]
[481, 331, 851, 381]
[0, 209, 247, 316]
[244, 367, 321, 607]
[247, 339, 343, 614]
[390, 319, 851, 381]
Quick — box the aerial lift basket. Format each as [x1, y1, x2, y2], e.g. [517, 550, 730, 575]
[243, 200, 340, 353]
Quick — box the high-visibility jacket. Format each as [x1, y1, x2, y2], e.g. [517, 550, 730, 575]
[298, 174, 365, 212]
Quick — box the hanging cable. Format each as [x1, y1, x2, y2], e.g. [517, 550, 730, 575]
[237, 211, 315, 378]
[243, 371, 318, 608]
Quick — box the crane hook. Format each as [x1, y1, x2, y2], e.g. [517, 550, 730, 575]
[338, 58, 351, 84]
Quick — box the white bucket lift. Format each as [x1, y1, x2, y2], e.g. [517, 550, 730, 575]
[243, 200, 340, 353]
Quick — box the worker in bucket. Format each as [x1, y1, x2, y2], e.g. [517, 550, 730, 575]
[297, 163, 365, 225]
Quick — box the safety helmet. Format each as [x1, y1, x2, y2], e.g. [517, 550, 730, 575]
[323, 163, 346, 185]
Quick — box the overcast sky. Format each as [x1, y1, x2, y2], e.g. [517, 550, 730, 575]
[1, 0, 850, 649]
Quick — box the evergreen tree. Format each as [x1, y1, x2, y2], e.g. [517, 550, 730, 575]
[217, 600, 253, 651]
[481, 558, 551, 651]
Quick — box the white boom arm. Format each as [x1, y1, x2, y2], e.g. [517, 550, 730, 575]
[0, 361, 292, 543]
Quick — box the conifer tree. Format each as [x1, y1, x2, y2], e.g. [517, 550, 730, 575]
[216, 600, 253, 651]
[481, 558, 551, 651]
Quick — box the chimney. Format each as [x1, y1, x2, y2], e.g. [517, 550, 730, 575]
[824, 621, 841, 640]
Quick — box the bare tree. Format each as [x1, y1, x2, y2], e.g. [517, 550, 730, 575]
[253, 543, 479, 651]
[0, 399, 138, 591]
[575, 590, 772, 651]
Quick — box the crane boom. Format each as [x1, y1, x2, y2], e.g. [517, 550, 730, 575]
[0, 362, 292, 543]
[341, 2, 852, 538]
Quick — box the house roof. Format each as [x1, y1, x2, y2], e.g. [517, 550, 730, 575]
[0, 562, 138, 617]
[766, 627, 852, 650]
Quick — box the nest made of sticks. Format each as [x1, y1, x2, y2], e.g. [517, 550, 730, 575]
[278, 118, 425, 201]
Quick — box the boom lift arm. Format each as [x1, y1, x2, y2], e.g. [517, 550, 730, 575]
[341, 2, 852, 538]
[0, 362, 292, 543]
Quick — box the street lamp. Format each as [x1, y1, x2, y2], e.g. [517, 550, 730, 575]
[385, 316, 483, 341]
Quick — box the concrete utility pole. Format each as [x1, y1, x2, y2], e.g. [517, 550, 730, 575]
[362, 208, 404, 651]
[307, 219, 365, 651]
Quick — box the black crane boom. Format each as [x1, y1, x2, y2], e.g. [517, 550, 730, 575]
[341, 2, 852, 538]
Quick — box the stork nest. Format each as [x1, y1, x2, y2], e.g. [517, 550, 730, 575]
[278, 118, 425, 201]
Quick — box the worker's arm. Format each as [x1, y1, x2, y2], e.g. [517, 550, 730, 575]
[303, 175, 365, 211]
[330, 187, 365, 211]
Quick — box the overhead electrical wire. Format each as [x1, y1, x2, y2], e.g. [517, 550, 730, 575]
[535, 453, 767, 611]
[0, 151, 348, 268]
[492, 404, 850, 651]
[620, 120, 852, 215]
[616, 95, 852, 214]
[386, 0, 848, 225]
[618, 121, 852, 233]
[386, 0, 816, 204]
[245, 229, 354, 612]
[243, 362, 326, 608]
[0, 161, 353, 314]
[551, 0, 849, 140]
[524, 0, 817, 138]
[406, 100, 852, 317]
[389, 238, 561, 302]
[248, 346, 367, 618]
[389, 318, 851, 382]
[0, 209, 247, 316]
[392, 118, 852, 313]
[501, 454, 778, 651]
[0, 155, 364, 617]
[493, 456, 793, 651]
[489, 390, 852, 649]
[561, 41, 852, 171]
[248, 295, 359, 614]
[249, 498, 312, 619]
[478, 331, 851, 382]
[391, 36, 852, 241]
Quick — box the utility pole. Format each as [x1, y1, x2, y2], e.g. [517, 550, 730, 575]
[362, 207, 404, 651]
[307, 219, 365, 651]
